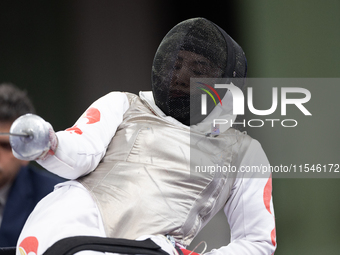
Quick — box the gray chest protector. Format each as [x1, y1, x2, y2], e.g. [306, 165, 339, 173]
[79, 93, 251, 246]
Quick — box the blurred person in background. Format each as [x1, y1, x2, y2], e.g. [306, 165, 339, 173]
[0, 83, 64, 247]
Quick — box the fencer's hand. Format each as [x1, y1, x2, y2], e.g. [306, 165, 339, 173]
[10, 114, 58, 161]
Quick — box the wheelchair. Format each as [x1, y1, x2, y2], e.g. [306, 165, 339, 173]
[0, 236, 173, 255]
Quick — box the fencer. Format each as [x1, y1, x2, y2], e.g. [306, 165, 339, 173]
[11, 18, 276, 255]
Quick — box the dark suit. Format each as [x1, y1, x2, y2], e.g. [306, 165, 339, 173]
[0, 165, 64, 247]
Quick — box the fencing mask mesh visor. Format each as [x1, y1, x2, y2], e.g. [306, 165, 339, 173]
[151, 17, 247, 126]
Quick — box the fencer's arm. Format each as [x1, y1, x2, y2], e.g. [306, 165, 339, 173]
[207, 140, 276, 255]
[36, 92, 129, 179]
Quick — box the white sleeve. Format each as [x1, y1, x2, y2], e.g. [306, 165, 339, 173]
[36, 92, 130, 180]
[207, 139, 276, 255]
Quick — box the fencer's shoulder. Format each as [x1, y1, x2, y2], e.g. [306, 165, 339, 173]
[225, 128, 269, 171]
[121, 92, 140, 104]
[225, 127, 252, 144]
[101, 91, 139, 106]
[91, 92, 131, 109]
[226, 127, 262, 147]
[226, 127, 266, 159]
[96, 91, 132, 101]
[236, 129, 264, 151]
[121, 91, 138, 98]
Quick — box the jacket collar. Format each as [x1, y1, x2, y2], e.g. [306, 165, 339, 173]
[139, 91, 236, 135]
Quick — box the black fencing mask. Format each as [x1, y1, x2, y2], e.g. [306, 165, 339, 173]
[151, 18, 247, 125]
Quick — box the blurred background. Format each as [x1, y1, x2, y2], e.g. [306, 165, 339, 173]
[1, 0, 339, 254]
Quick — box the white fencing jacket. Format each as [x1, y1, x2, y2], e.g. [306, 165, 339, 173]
[17, 91, 276, 255]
